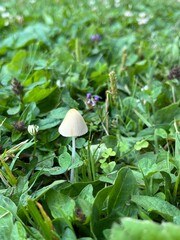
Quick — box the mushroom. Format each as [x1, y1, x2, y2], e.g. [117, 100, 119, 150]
[58, 108, 88, 183]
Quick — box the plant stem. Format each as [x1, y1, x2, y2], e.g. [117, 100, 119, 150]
[33, 136, 37, 156]
[75, 38, 81, 62]
[88, 140, 96, 181]
[171, 85, 176, 103]
[70, 137, 76, 183]
[31, 136, 37, 160]
[105, 90, 110, 135]
[173, 170, 180, 202]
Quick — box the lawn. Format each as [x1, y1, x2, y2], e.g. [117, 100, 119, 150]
[0, 0, 180, 239]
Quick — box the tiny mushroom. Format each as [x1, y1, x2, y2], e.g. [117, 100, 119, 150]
[58, 108, 88, 183]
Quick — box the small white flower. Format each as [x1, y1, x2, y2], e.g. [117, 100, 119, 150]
[1, 12, 11, 18]
[137, 17, 149, 25]
[29, 0, 36, 4]
[124, 10, 133, 17]
[16, 15, 24, 24]
[137, 12, 150, 25]
[89, 0, 95, 5]
[141, 85, 149, 91]
[28, 125, 39, 136]
[56, 79, 65, 88]
[89, 0, 97, 10]
[115, 0, 120, 8]
[139, 12, 147, 18]
[0, 5, 6, 12]
[4, 21, 9, 26]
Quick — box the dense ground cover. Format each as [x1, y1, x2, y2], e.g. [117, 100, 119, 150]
[0, 0, 180, 239]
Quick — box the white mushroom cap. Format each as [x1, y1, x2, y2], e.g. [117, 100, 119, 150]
[58, 108, 88, 137]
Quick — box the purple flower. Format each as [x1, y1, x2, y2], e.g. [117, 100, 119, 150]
[94, 95, 100, 101]
[91, 35, 96, 42]
[86, 93, 101, 108]
[91, 34, 101, 42]
[86, 93, 92, 99]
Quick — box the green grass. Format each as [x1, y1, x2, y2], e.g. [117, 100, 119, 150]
[0, 0, 180, 239]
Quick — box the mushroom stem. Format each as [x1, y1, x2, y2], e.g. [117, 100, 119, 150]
[70, 136, 76, 183]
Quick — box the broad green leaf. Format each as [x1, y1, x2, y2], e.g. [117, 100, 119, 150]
[78, 184, 94, 205]
[126, 53, 138, 66]
[61, 181, 105, 198]
[37, 87, 61, 113]
[99, 172, 117, 184]
[15, 176, 30, 206]
[26, 227, 45, 240]
[11, 221, 27, 240]
[155, 128, 167, 139]
[49, 107, 69, 119]
[62, 90, 78, 108]
[91, 186, 113, 240]
[7, 104, 21, 115]
[68, 153, 83, 170]
[151, 81, 162, 100]
[108, 218, 180, 240]
[133, 109, 152, 127]
[58, 152, 71, 170]
[36, 152, 55, 168]
[20, 102, 39, 123]
[11, 131, 23, 142]
[102, 135, 118, 149]
[39, 128, 59, 143]
[0, 33, 15, 49]
[38, 118, 60, 130]
[79, 238, 93, 240]
[7, 50, 27, 75]
[75, 138, 86, 149]
[123, 97, 138, 109]
[24, 70, 48, 86]
[0, 206, 14, 240]
[37, 166, 67, 176]
[46, 189, 75, 221]
[32, 180, 66, 200]
[138, 158, 158, 177]
[174, 215, 180, 224]
[0, 194, 17, 215]
[0, 23, 51, 49]
[15, 23, 51, 48]
[25, 77, 48, 90]
[108, 168, 138, 215]
[131, 195, 180, 221]
[76, 185, 94, 223]
[37, 107, 68, 130]
[23, 86, 56, 103]
[91, 168, 138, 240]
[62, 228, 76, 240]
[153, 103, 180, 124]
